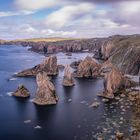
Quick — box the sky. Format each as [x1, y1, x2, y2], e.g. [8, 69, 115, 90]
[0, 0, 140, 40]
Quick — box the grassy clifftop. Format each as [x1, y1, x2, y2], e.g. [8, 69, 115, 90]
[11, 37, 81, 43]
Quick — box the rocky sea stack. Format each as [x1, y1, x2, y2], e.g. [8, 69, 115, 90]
[33, 71, 58, 105]
[75, 56, 101, 78]
[12, 84, 30, 98]
[16, 55, 58, 77]
[63, 65, 75, 86]
[99, 67, 134, 99]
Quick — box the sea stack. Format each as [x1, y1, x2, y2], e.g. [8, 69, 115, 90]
[99, 67, 133, 99]
[33, 71, 58, 105]
[75, 56, 101, 78]
[41, 55, 58, 75]
[16, 55, 58, 77]
[12, 84, 30, 98]
[63, 65, 75, 86]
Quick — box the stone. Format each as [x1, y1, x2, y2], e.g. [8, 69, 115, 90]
[34, 125, 42, 129]
[12, 85, 30, 98]
[102, 98, 109, 102]
[16, 56, 58, 77]
[33, 71, 58, 105]
[116, 131, 124, 139]
[68, 98, 72, 102]
[24, 120, 31, 123]
[70, 60, 81, 69]
[89, 101, 100, 108]
[57, 64, 65, 70]
[63, 65, 75, 86]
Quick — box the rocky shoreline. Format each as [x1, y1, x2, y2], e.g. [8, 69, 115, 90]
[1, 35, 140, 139]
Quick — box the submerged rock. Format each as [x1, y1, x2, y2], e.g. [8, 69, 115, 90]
[34, 125, 42, 129]
[74, 56, 101, 78]
[58, 64, 65, 70]
[116, 131, 124, 139]
[89, 101, 100, 108]
[12, 84, 30, 98]
[63, 65, 75, 86]
[70, 60, 81, 69]
[16, 56, 58, 77]
[33, 71, 58, 105]
[24, 120, 31, 123]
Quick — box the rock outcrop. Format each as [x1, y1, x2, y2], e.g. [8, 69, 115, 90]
[99, 67, 134, 99]
[12, 85, 30, 98]
[16, 56, 58, 77]
[74, 56, 101, 78]
[33, 71, 58, 105]
[63, 65, 75, 86]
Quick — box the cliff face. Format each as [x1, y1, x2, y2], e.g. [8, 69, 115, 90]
[101, 35, 140, 75]
[28, 38, 105, 54]
[0, 38, 105, 54]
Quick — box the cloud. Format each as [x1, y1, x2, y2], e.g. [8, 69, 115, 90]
[45, 3, 95, 29]
[41, 29, 77, 36]
[0, 22, 77, 39]
[0, 10, 35, 17]
[1, 0, 140, 39]
[107, 1, 140, 27]
[15, 0, 63, 11]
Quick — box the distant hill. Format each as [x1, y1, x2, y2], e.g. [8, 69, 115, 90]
[0, 39, 5, 43]
[11, 37, 81, 43]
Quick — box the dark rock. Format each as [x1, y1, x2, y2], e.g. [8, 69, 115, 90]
[70, 60, 81, 69]
[12, 85, 30, 98]
[58, 64, 65, 70]
[116, 131, 124, 139]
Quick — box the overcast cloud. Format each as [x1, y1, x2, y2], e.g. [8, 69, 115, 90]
[0, 0, 139, 39]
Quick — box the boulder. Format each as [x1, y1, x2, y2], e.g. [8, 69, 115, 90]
[116, 131, 124, 139]
[33, 71, 58, 105]
[63, 65, 75, 86]
[58, 64, 65, 70]
[16, 56, 58, 77]
[12, 84, 30, 98]
[74, 56, 101, 78]
[70, 60, 81, 69]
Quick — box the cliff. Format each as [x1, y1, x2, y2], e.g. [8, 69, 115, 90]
[101, 35, 140, 75]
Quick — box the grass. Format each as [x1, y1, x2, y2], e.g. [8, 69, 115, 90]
[11, 37, 82, 43]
